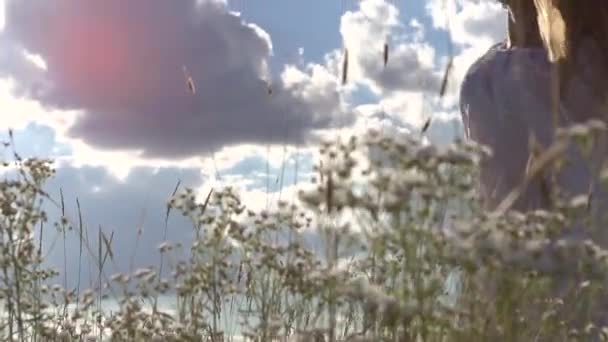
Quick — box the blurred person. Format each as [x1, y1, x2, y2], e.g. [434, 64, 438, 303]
[458, 0, 608, 334]
[461, 0, 608, 243]
[460, 0, 554, 213]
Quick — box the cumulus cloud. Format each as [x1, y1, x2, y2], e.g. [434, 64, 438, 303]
[35, 164, 204, 289]
[0, 124, 317, 289]
[0, 0, 350, 159]
[0, 0, 513, 292]
[425, 0, 507, 100]
[427, 0, 506, 48]
[37, 153, 318, 289]
[339, 0, 442, 95]
[326, 0, 461, 141]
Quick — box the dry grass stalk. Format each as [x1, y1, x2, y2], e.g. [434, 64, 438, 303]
[182, 65, 196, 95]
[383, 42, 389, 68]
[342, 48, 349, 86]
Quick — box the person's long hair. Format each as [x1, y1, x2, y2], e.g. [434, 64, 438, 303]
[534, 0, 608, 119]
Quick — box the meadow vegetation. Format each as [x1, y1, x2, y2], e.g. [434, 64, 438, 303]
[2, 120, 608, 341]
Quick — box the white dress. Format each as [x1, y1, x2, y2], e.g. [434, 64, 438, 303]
[460, 39, 608, 243]
[458, 39, 608, 331]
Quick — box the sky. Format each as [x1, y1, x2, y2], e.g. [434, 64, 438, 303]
[0, 0, 507, 288]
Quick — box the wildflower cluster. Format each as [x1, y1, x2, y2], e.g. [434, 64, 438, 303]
[2, 122, 608, 341]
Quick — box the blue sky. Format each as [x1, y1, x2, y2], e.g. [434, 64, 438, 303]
[0, 0, 507, 286]
[233, 0, 451, 69]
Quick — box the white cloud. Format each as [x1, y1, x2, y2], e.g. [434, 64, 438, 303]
[0, 0, 509, 215]
[13, 162, 204, 289]
[338, 0, 441, 96]
[318, 0, 445, 134]
[426, 0, 507, 100]
[380, 91, 428, 127]
[0, 0, 349, 159]
[0, 78, 79, 131]
[0, 0, 354, 180]
[0, 0, 512, 291]
[426, 0, 505, 46]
